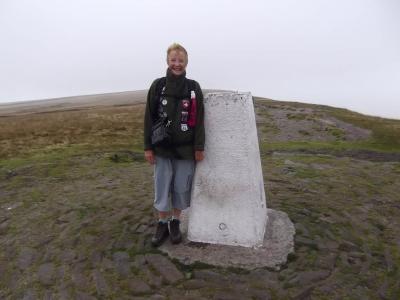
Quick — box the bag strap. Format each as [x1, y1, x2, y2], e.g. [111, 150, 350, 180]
[187, 79, 196, 93]
[157, 78, 195, 99]
[155, 77, 166, 100]
[151, 77, 166, 120]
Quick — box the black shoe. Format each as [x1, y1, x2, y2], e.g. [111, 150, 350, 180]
[151, 221, 169, 247]
[169, 219, 182, 244]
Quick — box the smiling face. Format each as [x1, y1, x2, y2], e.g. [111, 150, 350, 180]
[167, 50, 188, 76]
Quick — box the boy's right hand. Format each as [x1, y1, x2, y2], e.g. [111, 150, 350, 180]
[144, 150, 155, 164]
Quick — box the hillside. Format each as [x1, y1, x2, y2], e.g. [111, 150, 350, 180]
[0, 91, 399, 299]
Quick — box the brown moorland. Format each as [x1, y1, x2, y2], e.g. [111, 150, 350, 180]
[0, 91, 399, 299]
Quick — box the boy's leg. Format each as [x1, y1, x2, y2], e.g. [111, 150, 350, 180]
[152, 156, 173, 247]
[171, 159, 195, 212]
[172, 208, 181, 219]
[159, 211, 171, 220]
[169, 159, 195, 244]
[154, 156, 173, 212]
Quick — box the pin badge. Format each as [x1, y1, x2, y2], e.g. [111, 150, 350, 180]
[181, 111, 188, 122]
[182, 99, 190, 109]
[181, 124, 188, 131]
[162, 99, 168, 106]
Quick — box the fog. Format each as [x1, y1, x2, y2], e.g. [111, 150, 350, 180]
[1, 0, 399, 119]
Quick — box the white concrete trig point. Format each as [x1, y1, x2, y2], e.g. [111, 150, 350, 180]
[187, 91, 267, 247]
[160, 91, 295, 270]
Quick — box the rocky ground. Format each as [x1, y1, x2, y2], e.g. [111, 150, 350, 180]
[0, 95, 399, 299]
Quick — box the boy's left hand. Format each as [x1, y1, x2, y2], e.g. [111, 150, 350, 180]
[195, 151, 204, 161]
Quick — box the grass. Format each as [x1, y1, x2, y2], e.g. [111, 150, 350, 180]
[328, 107, 400, 151]
[298, 129, 310, 136]
[293, 167, 320, 179]
[286, 113, 313, 121]
[255, 97, 400, 152]
[1, 94, 400, 299]
[0, 104, 145, 160]
[261, 139, 400, 153]
[1, 99, 399, 166]
[30, 189, 44, 203]
[325, 126, 345, 140]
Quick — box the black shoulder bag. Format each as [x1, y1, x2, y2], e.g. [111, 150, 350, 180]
[151, 117, 171, 146]
[151, 77, 171, 146]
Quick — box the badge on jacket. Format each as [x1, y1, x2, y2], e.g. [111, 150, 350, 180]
[182, 99, 190, 109]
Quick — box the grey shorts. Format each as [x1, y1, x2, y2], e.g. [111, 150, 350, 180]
[154, 156, 195, 212]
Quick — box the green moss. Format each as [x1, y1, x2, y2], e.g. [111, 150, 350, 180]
[393, 163, 400, 174]
[387, 285, 400, 299]
[298, 129, 310, 136]
[30, 189, 43, 203]
[4, 176, 24, 189]
[47, 163, 68, 178]
[294, 167, 320, 179]
[287, 113, 308, 121]
[76, 203, 99, 220]
[0, 157, 30, 170]
[329, 107, 400, 151]
[326, 126, 345, 140]
[290, 154, 335, 164]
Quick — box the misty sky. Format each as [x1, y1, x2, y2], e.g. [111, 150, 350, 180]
[1, 0, 399, 119]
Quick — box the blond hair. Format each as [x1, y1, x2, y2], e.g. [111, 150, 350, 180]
[167, 43, 188, 61]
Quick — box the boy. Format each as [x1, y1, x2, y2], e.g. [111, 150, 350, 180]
[144, 43, 205, 246]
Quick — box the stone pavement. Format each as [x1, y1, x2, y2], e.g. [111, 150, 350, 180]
[160, 209, 295, 270]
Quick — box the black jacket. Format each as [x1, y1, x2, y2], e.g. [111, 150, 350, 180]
[143, 71, 205, 160]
